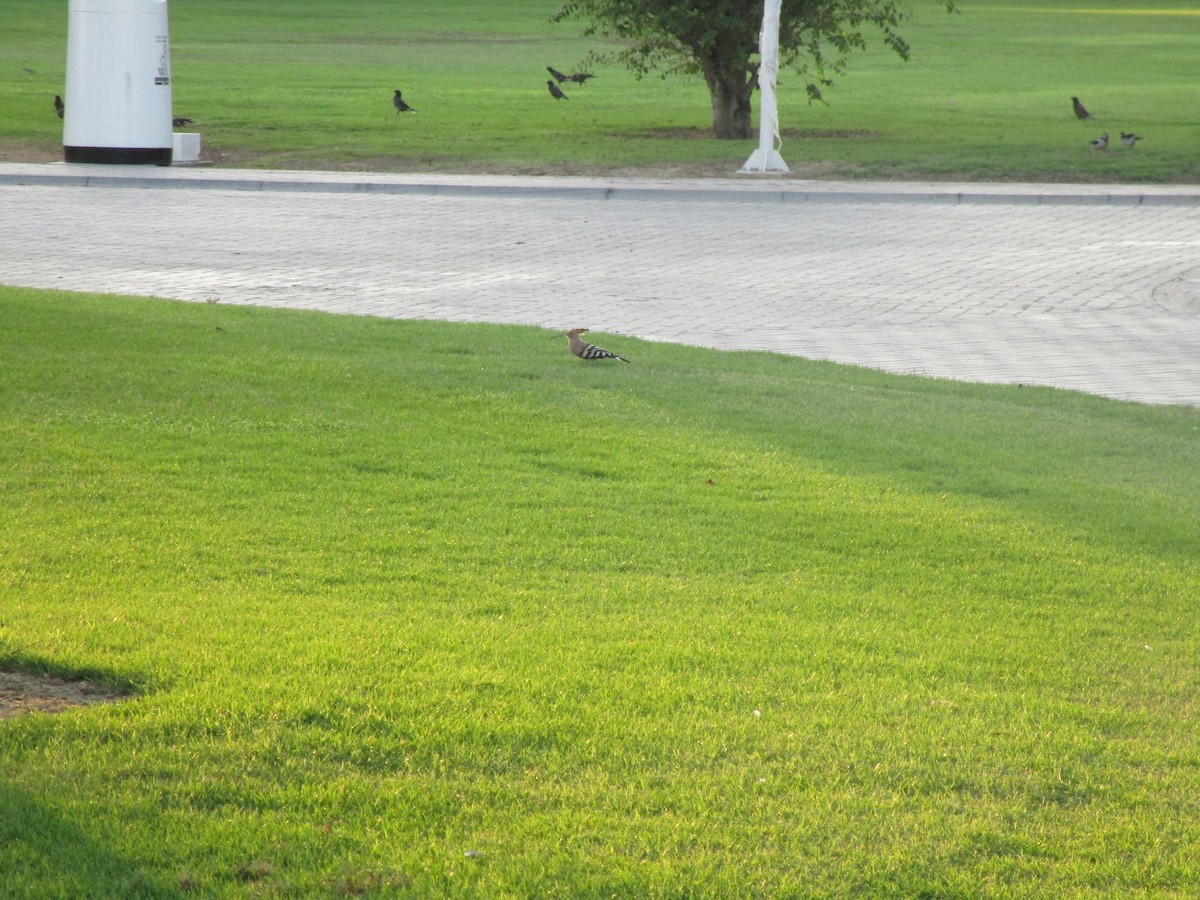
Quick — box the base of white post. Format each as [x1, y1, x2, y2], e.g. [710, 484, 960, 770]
[172, 132, 207, 166]
[739, 147, 789, 175]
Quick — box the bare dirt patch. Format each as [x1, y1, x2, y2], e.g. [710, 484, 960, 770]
[620, 126, 881, 142]
[201, 146, 858, 181]
[2, 139, 861, 180]
[0, 671, 128, 718]
[0, 138, 61, 164]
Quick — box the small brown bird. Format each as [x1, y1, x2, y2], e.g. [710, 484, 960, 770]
[1072, 96, 1093, 120]
[1120, 131, 1141, 148]
[54, 94, 64, 119]
[547, 66, 570, 84]
[1090, 132, 1108, 151]
[547, 80, 568, 101]
[568, 72, 594, 84]
[562, 328, 628, 362]
[392, 90, 416, 114]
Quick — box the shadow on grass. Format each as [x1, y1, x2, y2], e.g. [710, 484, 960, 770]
[0, 783, 176, 898]
[0, 652, 143, 694]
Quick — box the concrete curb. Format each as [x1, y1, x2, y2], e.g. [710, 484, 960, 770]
[3, 163, 1199, 206]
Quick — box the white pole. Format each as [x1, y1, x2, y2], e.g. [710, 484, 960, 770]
[740, 0, 789, 174]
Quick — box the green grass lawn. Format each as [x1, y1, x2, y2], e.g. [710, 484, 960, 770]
[2, 0, 1198, 181]
[2, 285, 1198, 896]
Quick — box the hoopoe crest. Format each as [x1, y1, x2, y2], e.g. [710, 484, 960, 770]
[562, 328, 629, 363]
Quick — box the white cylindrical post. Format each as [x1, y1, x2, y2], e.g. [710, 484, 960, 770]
[64, 0, 173, 165]
[740, 0, 789, 174]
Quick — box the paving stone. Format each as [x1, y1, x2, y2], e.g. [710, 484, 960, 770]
[0, 163, 1197, 407]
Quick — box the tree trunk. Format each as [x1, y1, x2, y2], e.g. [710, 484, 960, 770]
[708, 73, 754, 139]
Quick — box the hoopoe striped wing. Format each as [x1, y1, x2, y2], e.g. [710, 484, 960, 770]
[577, 341, 629, 362]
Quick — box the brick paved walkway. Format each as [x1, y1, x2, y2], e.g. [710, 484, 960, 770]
[2, 163, 1197, 406]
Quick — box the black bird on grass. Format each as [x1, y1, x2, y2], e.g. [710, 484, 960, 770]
[392, 90, 416, 114]
[172, 116, 194, 127]
[1120, 131, 1141, 148]
[547, 66, 569, 84]
[547, 80, 568, 101]
[54, 94, 64, 118]
[1072, 96, 1093, 120]
[1090, 132, 1109, 151]
[568, 72, 594, 84]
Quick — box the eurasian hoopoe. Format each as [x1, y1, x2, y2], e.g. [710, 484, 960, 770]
[562, 328, 629, 362]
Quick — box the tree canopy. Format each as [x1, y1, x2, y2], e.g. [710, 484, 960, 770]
[553, 0, 956, 139]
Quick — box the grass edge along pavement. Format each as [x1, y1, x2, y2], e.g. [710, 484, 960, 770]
[2, 286, 1199, 896]
[1, 0, 1199, 182]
